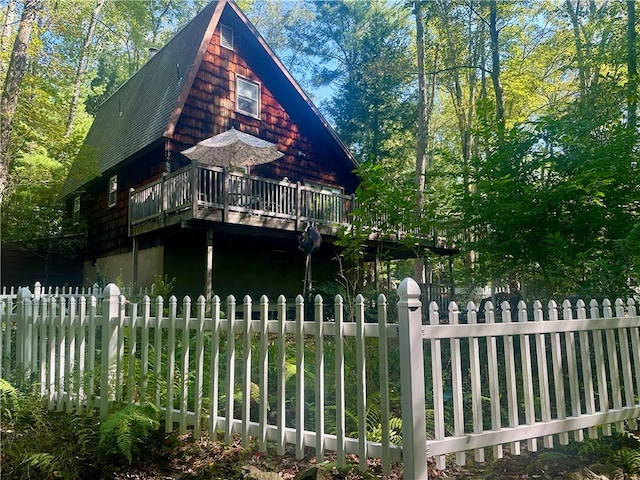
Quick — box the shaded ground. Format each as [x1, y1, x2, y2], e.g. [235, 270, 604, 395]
[106, 429, 640, 480]
[2, 404, 638, 480]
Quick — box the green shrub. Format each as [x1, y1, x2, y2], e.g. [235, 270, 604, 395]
[1, 379, 100, 479]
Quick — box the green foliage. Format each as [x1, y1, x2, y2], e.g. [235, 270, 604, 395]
[99, 403, 160, 464]
[286, 0, 416, 164]
[2, 148, 86, 256]
[366, 412, 402, 445]
[572, 429, 640, 477]
[462, 98, 639, 299]
[0, 377, 19, 417]
[609, 448, 640, 475]
[20, 452, 57, 478]
[0, 378, 47, 429]
[0, 379, 100, 479]
[152, 274, 176, 299]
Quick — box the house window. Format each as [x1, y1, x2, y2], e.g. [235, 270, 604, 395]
[220, 24, 233, 50]
[108, 174, 118, 208]
[236, 76, 260, 118]
[73, 195, 81, 224]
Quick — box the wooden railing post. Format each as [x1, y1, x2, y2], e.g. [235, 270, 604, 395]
[223, 167, 229, 223]
[397, 277, 428, 479]
[128, 188, 134, 236]
[295, 181, 302, 231]
[100, 283, 120, 419]
[161, 173, 167, 227]
[191, 163, 199, 218]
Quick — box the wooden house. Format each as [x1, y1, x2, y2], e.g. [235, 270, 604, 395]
[60, 0, 457, 301]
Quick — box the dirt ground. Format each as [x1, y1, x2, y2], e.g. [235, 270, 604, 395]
[108, 430, 637, 480]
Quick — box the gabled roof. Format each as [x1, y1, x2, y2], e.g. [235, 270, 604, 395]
[60, 0, 357, 199]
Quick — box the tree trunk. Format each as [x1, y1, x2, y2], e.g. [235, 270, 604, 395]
[565, 0, 588, 96]
[628, 0, 637, 130]
[438, 1, 479, 200]
[488, 1, 505, 138]
[0, 0, 41, 202]
[414, 1, 428, 211]
[0, 0, 17, 69]
[413, 1, 434, 284]
[65, 0, 105, 138]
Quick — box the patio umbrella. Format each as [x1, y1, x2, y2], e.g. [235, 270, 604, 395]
[181, 127, 283, 167]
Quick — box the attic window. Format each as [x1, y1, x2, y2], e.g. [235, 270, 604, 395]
[220, 24, 233, 50]
[236, 76, 260, 118]
[108, 174, 118, 208]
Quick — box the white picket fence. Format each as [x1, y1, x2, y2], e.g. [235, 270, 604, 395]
[0, 282, 101, 301]
[0, 281, 159, 303]
[2, 278, 640, 479]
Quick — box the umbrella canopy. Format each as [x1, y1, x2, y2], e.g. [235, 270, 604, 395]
[181, 128, 284, 167]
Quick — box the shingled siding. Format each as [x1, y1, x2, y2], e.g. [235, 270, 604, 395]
[84, 179, 130, 257]
[83, 145, 166, 257]
[170, 23, 355, 193]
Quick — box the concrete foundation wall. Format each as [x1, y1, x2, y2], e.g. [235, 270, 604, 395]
[84, 246, 164, 288]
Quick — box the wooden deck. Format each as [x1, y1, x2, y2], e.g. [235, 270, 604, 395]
[128, 163, 457, 251]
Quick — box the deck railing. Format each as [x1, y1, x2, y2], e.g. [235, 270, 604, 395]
[129, 163, 459, 246]
[129, 164, 355, 229]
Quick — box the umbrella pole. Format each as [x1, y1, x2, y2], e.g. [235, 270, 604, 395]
[303, 253, 311, 297]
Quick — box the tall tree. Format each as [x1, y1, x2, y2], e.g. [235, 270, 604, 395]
[288, 0, 415, 164]
[1, 0, 205, 256]
[433, 0, 483, 199]
[86, 0, 207, 113]
[562, 0, 618, 102]
[0, 0, 17, 72]
[0, 0, 42, 201]
[65, 0, 106, 138]
[488, 1, 505, 138]
[414, 0, 429, 210]
[627, 0, 637, 129]
[412, 0, 439, 283]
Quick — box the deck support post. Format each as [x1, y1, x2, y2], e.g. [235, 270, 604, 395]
[132, 236, 138, 286]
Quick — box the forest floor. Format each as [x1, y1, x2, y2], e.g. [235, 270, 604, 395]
[106, 428, 640, 480]
[3, 401, 638, 480]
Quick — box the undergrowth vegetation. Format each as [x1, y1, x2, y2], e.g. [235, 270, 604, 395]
[98, 403, 161, 464]
[2, 377, 640, 480]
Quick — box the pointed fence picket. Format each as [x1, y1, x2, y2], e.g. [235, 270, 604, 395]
[3, 279, 640, 479]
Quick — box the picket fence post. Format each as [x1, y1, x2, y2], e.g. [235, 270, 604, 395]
[100, 283, 120, 419]
[16, 287, 33, 384]
[397, 278, 428, 480]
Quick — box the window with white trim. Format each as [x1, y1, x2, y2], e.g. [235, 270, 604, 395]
[108, 174, 118, 208]
[73, 195, 81, 224]
[220, 24, 233, 50]
[236, 76, 260, 118]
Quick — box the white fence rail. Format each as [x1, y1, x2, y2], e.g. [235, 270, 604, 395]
[2, 278, 640, 479]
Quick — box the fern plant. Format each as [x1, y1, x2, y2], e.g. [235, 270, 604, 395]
[0, 377, 19, 421]
[0, 377, 48, 430]
[609, 447, 640, 477]
[99, 402, 160, 463]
